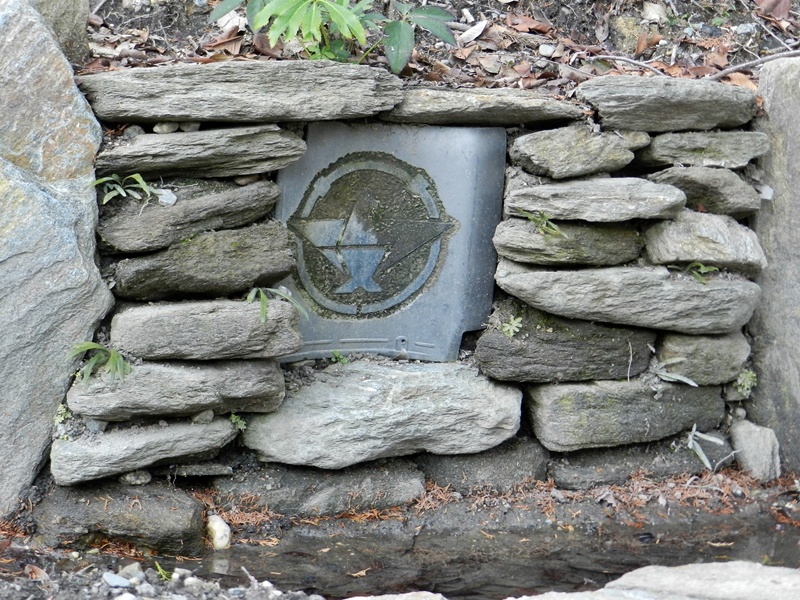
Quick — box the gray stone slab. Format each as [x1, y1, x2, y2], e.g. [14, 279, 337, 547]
[380, 87, 583, 125]
[657, 331, 751, 386]
[97, 180, 280, 254]
[110, 300, 301, 360]
[67, 360, 285, 421]
[505, 178, 685, 222]
[731, 419, 781, 482]
[495, 259, 761, 334]
[32, 0, 90, 64]
[648, 166, 762, 216]
[50, 418, 238, 485]
[475, 298, 655, 382]
[77, 61, 402, 122]
[493, 217, 643, 266]
[576, 75, 758, 132]
[636, 131, 770, 169]
[748, 59, 800, 472]
[242, 362, 521, 469]
[110, 223, 295, 300]
[526, 380, 724, 452]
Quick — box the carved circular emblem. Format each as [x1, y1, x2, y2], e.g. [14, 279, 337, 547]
[288, 152, 457, 316]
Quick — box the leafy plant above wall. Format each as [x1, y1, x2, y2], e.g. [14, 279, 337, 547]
[68, 342, 131, 387]
[246, 286, 309, 323]
[92, 173, 159, 205]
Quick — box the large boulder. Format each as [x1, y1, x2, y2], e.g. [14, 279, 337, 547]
[0, 0, 113, 517]
[31, 0, 90, 64]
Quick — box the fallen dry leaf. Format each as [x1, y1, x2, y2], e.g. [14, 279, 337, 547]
[23, 565, 49, 580]
[459, 20, 488, 45]
[755, 0, 791, 20]
[348, 568, 370, 578]
[722, 71, 758, 91]
[507, 13, 553, 34]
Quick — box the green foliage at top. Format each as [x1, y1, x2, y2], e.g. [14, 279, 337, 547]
[68, 341, 131, 387]
[92, 173, 158, 205]
[668, 262, 719, 284]
[330, 350, 349, 364]
[501, 315, 522, 339]
[514, 209, 568, 238]
[246, 286, 309, 323]
[734, 368, 757, 397]
[381, 1, 456, 74]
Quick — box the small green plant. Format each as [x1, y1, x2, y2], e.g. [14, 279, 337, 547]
[92, 173, 158, 205]
[54, 404, 72, 425]
[514, 209, 568, 238]
[229, 413, 248, 431]
[686, 423, 725, 471]
[246, 286, 309, 323]
[330, 350, 349, 364]
[669, 262, 719, 284]
[653, 357, 698, 387]
[68, 342, 131, 387]
[501, 315, 523, 339]
[734, 369, 757, 397]
[381, 1, 456, 74]
[154, 561, 172, 581]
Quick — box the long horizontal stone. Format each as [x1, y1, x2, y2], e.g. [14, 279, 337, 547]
[77, 61, 403, 122]
[493, 218, 643, 266]
[636, 131, 770, 169]
[495, 259, 761, 334]
[97, 180, 280, 253]
[644, 209, 767, 273]
[95, 125, 306, 178]
[657, 332, 751, 386]
[66, 360, 285, 421]
[526, 380, 724, 452]
[110, 300, 301, 360]
[242, 362, 522, 469]
[505, 178, 685, 222]
[475, 299, 655, 382]
[576, 75, 758, 132]
[380, 88, 583, 125]
[110, 223, 295, 300]
[648, 166, 762, 216]
[50, 418, 238, 485]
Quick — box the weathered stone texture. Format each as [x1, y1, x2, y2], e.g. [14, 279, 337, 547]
[637, 131, 770, 168]
[110, 300, 301, 360]
[67, 360, 285, 421]
[648, 166, 762, 216]
[77, 61, 403, 122]
[657, 332, 751, 386]
[495, 260, 761, 334]
[576, 75, 758, 132]
[526, 380, 724, 452]
[730, 419, 781, 482]
[95, 125, 306, 178]
[242, 362, 522, 469]
[509, 126, 649, 179]
[31, 0, 90, 64]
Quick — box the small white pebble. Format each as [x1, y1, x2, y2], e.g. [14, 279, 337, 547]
[153, 122, 179, 134]
[207, 514, 232, 550]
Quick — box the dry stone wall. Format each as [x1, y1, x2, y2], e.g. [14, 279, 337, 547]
[49, 62, 781, 523]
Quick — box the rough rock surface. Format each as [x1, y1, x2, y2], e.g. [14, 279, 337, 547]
[475, 299, 655, 382]
[730, 419, 781, 482]
[31, 0, 90, 64]
[33, 481, 205, 556]
[636, 131, 770, 168]
[110, 223, 295, 300]
[215, 459, 425, 516]
[493, 218, 643, 266]
[242, 362, 522, 469]
[0, 0, 113, 518]
[749, 59, 800, 472]
[66, 360, 285, 421]
[110, 300, 301, 360]
[77, 61, 403, 122]
[648, 166, 762, 216]
[95, 125, 306, 178]
[380, 87, 583, 125]
[657, 332, 751, 386]
[495, 260, 761, 334]
[509, 126, 649, 179]
[50, 418, 238, 485]
[97, 180, 280, 253]
[526, 380, 724, 452]
[644, 209, 767, 272]
[505, 178, 685, 222]
[576, 75, 758, 132]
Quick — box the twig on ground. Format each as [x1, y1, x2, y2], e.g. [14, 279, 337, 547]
[708, 49, 800, 80]
[585, 55, 667, 75]
[92, 0, 110, 15]
[754, 16, 795, 51]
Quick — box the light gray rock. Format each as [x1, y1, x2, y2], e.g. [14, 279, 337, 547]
[50, 418, 238, 485]
[33, 482, 205, 556]
[475, 299, 655, 382]
[67, 360, 285, 421]
[110, 300, 301, 360]
[526, 380, 724, 452]
[95, 125, 306, 178]
[495, 259, 761, 334]
[657, 332, 751, 386]
[648, 166, 762, 216]
[110, 223, 295, 300]
[31, 0, 90, 64]
[215, 459, 425, 516]
[493, 217, 643, 266]
[509, 126, 650, 179]
[637, 131, 770, 168]
[576, 75, 758, 132]
[644, 209, 767, 273]
[77, 61, 402, 122]
[380, 88, 583, 125]
[505, 178, 685, 222]
[242, 362, 521, 469]
[0, 1, 113, 518]
[413, 437, 549, 495]
[731, 419, 781, 482]
[749, 59, 800, 472]
[97, 180, 280, 253]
